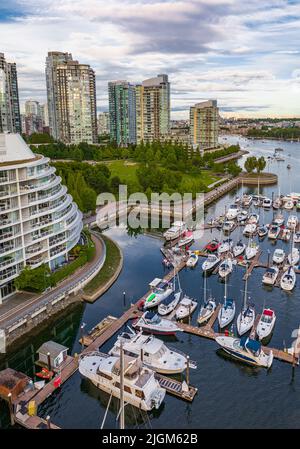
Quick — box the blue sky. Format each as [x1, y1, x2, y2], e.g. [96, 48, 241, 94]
[1, 0, 300, 118]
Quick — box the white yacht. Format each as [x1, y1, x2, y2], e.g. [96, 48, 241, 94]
[237, 276, 255, 336]
[273, 248, 285, 264]
[256, 309, 276, 341]
[288, 248, 300, 266]
[268, 224, 280, 239]
[175, 295, 198, 320]
[242, 195, 253, 207]
[218, 238, 233, 254]
[186, 253, 198, 268]
[243, 223, 257, 237]
[284, 199, 294, 210]
[280, 267, 296, 291]
[109, 332, 195, 375]
[273, 197, 282, 210]
[281, 228, 291, 242]
[273, 213, 284, 226]
[202, 254, 220, 272]
[233, 240, 246, 257]
[245, 240, 259, 260]
[163, 221, 185, 241]
[144, 279, 174, 310]
[198, 272, 216, 325]
[257, 225, 268, 238]
[158, 290, 182, 316]
[215, 336, 273, 368]
[248, 213, 259, 224]
[294, 232, 300, 243]
[262, 266, 279, 285]
[287, 215, 298, 230]
[133, 311, 182, 336]
[226, 204, 239, 220]
[262, 197, 272, 208]
[79, 352, 166, 411]
[223, 220, 235, 233]
[237, 210, 248, 223]
[218, 258, 234, 278]
[177, 231, 194, 248]
[218, 277, 235, 328]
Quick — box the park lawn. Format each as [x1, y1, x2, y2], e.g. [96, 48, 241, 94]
[106, 160, 140, 184]
[181, 170, 220, 189]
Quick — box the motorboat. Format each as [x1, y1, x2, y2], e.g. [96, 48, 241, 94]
[296, 201, 300, 210]
[144, 279, 174, 310]
[218, 238, 233, 254]
[273, 197, 282, 209]
[133, 311, 182, 335]
[268, 224, 280, 239]
[242, 194, 253, 207]
[281, 228, 291, 241]
[226, 204, 239, 220]
[163, 221, 186, 241]
[288, 248, 300, 266]
[198, 272, 216, 325]
[177, 231, 194, 248]
[284, 199, 294, 210]
[243, 223, 257, 237]
[237, 210, 248, 223]
[273, 248, 285, 264]
[257, 225, 268, 238]
[233, 240, 246, 257]
[262, 266, 279, 285]
[235, 196, 241, 205]
[237, 275, 255, 336]
[273, 213, 284, 226]
[175, 295, 198, 320]
[215, 336, 273, 368]
[79, 352, 166, 411]
[202, 254, 220, 272]
[218, 258, 234, 278]
[294, 232, 300, 243]
[252, 195, 264, 207]
[109, 331, 195, 375]
[245, 240, 259, 260]
[262, 197, 272, 208]
[223, 220, 235, 233]
[205, 239, 220, 253]
[280, 267, 296, 291]
[287, 215, 298, 230]
[158, 290, 182, 316]
[248, 213, 259, 224]
[186, 253, 198, 268]
[256, 309, 276, 340]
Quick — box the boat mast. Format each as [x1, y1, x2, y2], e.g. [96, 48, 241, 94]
[243, 270, 248, 310]
[204, 271, 207, 304]
[119, 342, 125, 430]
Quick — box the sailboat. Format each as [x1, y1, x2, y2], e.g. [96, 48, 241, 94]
[197, 272, 216, 325]
[237, 275, 255, 336]
[218, 276, 235, 328]
[288, 233, 300, 266]
[280, 266, 296, 291]
[158, 272, 182, 316]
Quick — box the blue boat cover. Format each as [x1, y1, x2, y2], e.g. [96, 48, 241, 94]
[240, 337, 261, 352]
[161, 292, 177, 306]
[144, 311, 157, 320]
[224, 298, 233, 308]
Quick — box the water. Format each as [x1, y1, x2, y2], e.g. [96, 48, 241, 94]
[1, 137, 300, 429]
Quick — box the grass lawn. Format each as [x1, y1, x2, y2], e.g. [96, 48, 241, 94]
[181, 170, 220, 188]
[106, 160, 140, 185]
[83, 235, 122, 295]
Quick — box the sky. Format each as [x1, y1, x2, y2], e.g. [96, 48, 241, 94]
[0, 0, 300, 119]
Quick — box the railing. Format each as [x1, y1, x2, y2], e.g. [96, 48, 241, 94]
[50, 245, 67, 257]
[26, 244, 43, 255]
[0, 267, 17, 281]
[0, 232, 13, 241]
[0, 258, 16, 269]
[0, 176, 8, 184]
[49, 235, 66, 247]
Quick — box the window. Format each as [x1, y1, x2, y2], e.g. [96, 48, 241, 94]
[135, 390, 145, 399]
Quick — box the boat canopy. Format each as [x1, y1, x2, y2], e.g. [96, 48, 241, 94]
[263, 309, 274, 317]
[144, 311, 160, 322]
[240, 337, 261, 352]
[266, 268, 276, 274]
[224, 298, 234, 308]
[161, 291, 178, 306]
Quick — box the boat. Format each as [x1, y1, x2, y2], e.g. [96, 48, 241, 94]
[296, 201, 300, 210]
[177, 230, 194, 248]
[281, 228, 291, 241]
[158, 290, 182, 316]
[273, 248, 285, 264]
[287, 215, 298, 230]
[252, 194, 264, 207]
[163, 221, 185, 241]
[243, 223, 257, 237]
[237, 210, 248, 223]
[79, 352, 166, 411]
[36, 367, 54, 380]
[242, 194, 253, 207]
[235, 196, 241, 204]
[262, 197, 272, 208]
[109, 331, 195, 374]
[186, 253, 198, 268]
[232, 240, 246, 257]
[245, 240, 259, 260]
[272, 197, 282, 209]
[280, 266, 296, 291]
[205, 239, 220, 253]
[288, 247, 300, 266]
[175, 295, 198, 320]
[262, 266, 279, 285]
[256, 309, 276, 340]
[218, 238, 233, 254]
[275, 147, 283, 151]
[202, 254, 220, 272]
[144, 279, 174, 310]
[197, 273, 216, 325]
[218, 257, 234, 278]
[237, 275, 255, 336]
[132, 311, 182, 335]
[284, 199, 294, 210]
[215, 336, 273, 368]
[223, 220, 235, 233]
[257, 225, 268, 238]
[226, 204, 239, 220]
[294, 232, 300, 243]
[273, 213, 284, 226]
[218, 273, 235, 328]
[268, 224, 280, 239]
[248, 213, 259, 224]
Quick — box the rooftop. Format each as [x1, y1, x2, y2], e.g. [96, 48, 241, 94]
[37, 341, 68, 358]
[0, 133, 35, 164]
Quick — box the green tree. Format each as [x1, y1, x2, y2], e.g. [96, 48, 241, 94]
[15, 264, 52, 292]
[256, 156, 266, 173]
[244, 156, 257, 173]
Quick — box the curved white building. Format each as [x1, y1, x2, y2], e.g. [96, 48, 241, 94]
[0, 133, 83, 303]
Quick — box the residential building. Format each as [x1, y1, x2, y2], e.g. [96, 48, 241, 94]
[46, 52, 97, 144]
[108, 81, 136, 146]
[22, 100, 43, 135]
[0, 133, 83, 303]
[98, 112, 110, 135]
[190, 100, 219, 151]
[0, 53, 21, 134]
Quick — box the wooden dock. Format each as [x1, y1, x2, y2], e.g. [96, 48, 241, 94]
[155, 374, 197, 402]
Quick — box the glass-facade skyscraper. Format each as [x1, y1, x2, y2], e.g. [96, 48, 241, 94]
[0, 53, 21, 134]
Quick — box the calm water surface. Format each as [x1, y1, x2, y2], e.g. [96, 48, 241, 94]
[1, 137, 300, 429]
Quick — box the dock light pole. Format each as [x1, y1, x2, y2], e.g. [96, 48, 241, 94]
[119, 342, 125, 430]
[123, 291, 126, 307]
[47, 352, 51, 371]
[267, 250, 270, 268]
[7, 393, 14, 426]
[46, 415, 51, 429]
[186, 356, 190, 386]
[80, 323, 86, 353]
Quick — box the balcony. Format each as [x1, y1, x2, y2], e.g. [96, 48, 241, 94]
[0, 175, 8, 184]
[0, 266, 17, 281]
[49, 234, 66, 247]
[0, 256, 17, 269]
[0, 231, 14, 242]
[26, 244, 43, 255]
[27, 256, 44, 267]
[50, 244, 67, 258]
